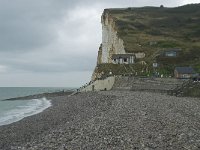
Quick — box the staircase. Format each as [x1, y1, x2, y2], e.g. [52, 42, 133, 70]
[170, 79, 199, 97]
[112, 76, 184, 92]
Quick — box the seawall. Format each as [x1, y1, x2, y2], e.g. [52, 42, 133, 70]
[80, 76, 115, 92]
[80, 76, 185, 93]
[112, 76, 185, 92]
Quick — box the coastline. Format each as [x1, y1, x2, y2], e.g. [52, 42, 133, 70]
[0, 91, 73, 127]
[0, 98, 52, 126]
[0, 91, 200, 149]
[0, 92, 74, 149]
[3, 90, 73, 101]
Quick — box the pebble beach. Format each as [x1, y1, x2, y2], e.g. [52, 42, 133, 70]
[0, 91, 200, 150]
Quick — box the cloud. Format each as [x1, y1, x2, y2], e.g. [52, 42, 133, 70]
[182, 0, 200, 5]
[0, 0, 66, 52]
[0, 65, 7, 73]
[0, 0, 195, 86]
[0, 71, 92, 87]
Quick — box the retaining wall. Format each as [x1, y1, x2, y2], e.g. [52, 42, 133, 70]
[112, 76, 185, 92]
[80, 76, 115, 92]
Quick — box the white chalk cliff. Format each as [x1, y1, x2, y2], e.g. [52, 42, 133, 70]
[92, 9, 146, 80]
[97, 10, 126, 64]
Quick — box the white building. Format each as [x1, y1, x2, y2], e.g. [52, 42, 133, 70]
[112, 54, 135, 64]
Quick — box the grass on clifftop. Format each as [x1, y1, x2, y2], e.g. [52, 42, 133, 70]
[107, 4, 200, 54]
[103, 4, 200, 74]
[96, 63, 155, 77]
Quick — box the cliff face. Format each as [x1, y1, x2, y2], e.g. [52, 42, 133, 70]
[93, 4, 200, 80]
[93, 10, 127, 80]
[97, 9, 147, 65]
[99, 10, 126, 64]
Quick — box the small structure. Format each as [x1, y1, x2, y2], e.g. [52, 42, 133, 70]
[112, 54, 135, 64]
[135, 52, 145, 59]
[153, 62, 158, 68]
[174, 67, 197, 79]
[149, 41, 158, 46]
[161, 48, 181, 57]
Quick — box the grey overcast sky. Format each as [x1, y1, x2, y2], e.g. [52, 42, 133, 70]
[0, 0, 199, 87]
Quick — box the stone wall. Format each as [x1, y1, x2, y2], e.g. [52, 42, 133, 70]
[112, 76, 184, 92]
[80, 76, 115, 92]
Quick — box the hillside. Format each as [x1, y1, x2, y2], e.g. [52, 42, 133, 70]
[93, 4, 200, 80]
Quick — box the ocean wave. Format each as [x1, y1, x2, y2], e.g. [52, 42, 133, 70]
[0, 98, 51, 126]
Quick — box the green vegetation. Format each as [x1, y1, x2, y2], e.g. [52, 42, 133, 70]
[102, 4, 200, 75]
[96, 63, 154, 77]
[156, 47, 200, 75]
[154, 41, 181, 48]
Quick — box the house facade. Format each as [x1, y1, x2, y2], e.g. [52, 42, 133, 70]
[174, 67, 197, 79]
[149, 41, 158, 46]
[161, 48, 182, 57]
[112, 54, 135, 64]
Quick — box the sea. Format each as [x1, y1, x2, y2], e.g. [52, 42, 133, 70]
[0, 87, 75, 126]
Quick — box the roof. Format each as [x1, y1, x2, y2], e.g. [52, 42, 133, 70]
[164, 48, 182, 52]
[175, 67, 196, 74]
[112, 54, 135, 59]
[159, 48, 182, 56]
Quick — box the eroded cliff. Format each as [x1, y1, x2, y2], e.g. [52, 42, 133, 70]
[93, 4, 200, 80]
[100, 10, 126, 63]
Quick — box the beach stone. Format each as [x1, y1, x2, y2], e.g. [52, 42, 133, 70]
[0, 91, 200, 149]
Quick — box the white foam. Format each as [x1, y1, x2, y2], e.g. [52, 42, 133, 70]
[0, 98, 51, 126]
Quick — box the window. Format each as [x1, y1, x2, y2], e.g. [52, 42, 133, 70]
[166, 51, 177, 57]
[124, 58, 127, 62]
